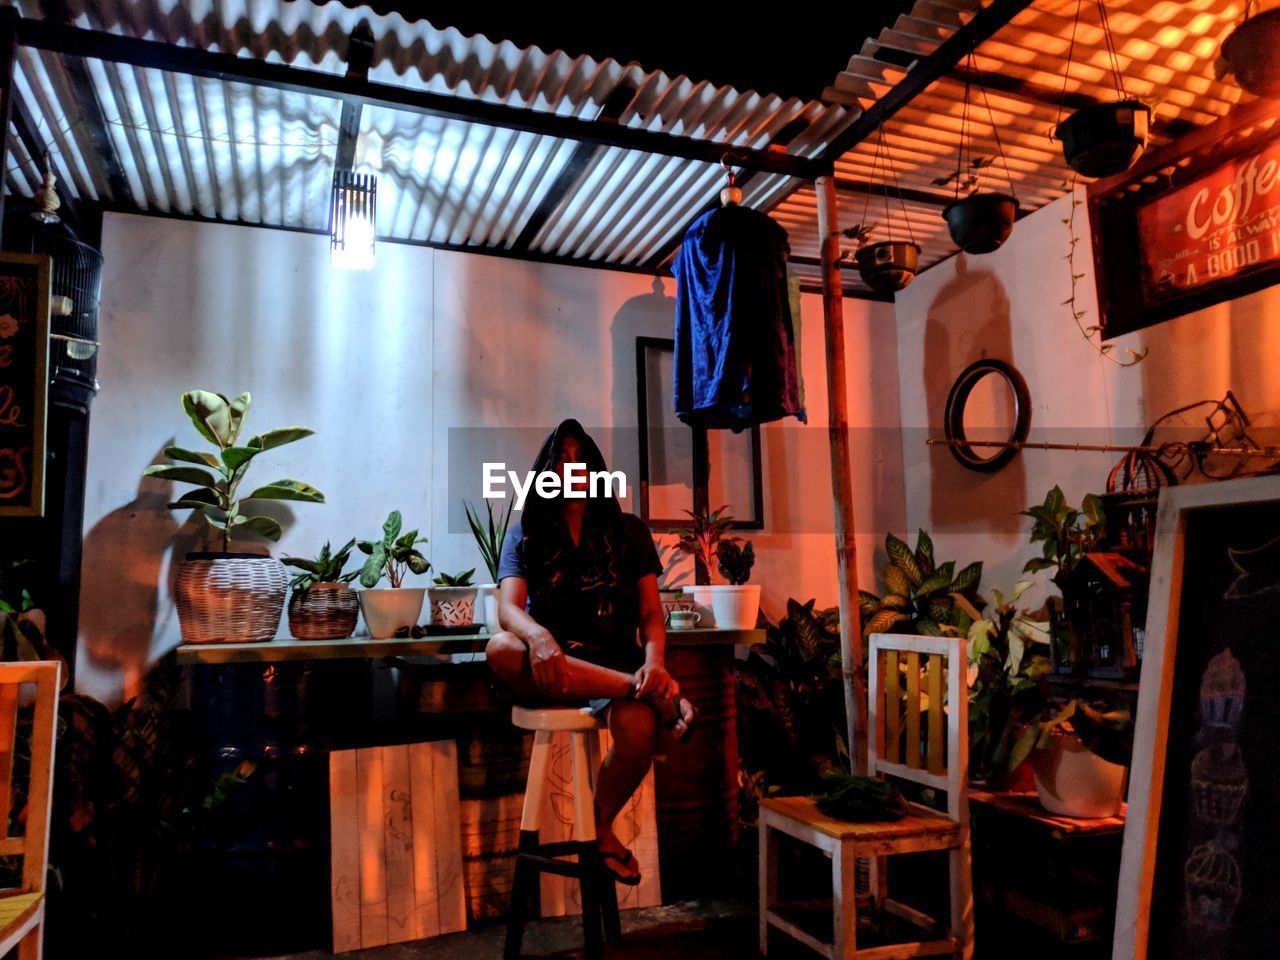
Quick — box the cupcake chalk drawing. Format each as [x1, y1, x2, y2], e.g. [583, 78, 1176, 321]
[1190, 743, 1248, 828]
[1184, 841, 1243, 930]
[1199, 648, 1245, 731]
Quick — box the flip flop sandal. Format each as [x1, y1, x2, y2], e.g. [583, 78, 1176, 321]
[600, 849, 643, 886]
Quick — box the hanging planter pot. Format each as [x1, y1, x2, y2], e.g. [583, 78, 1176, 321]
[943, 192, 1019, 254]
[854, 241, 920, 294]
[1055, 100, 1150, 179]
[1221, 9, 1280, 97]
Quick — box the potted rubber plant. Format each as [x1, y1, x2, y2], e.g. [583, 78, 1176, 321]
[428, 568, 477, 627]
[463, 498, 512, 633]
[676, 505, 760, 628]
[281, 539, 359, 640]
[356, 511, 430, 638]
[142, 390, 323, 645]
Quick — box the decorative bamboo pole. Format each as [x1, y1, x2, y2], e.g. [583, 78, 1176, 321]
[815, 174, 868, 775]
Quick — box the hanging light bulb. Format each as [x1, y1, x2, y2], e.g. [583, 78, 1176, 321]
[329, 170, 377, 270]
[32, 168, 61, 225]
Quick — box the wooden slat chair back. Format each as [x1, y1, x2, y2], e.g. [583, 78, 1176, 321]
[758, 635, 973, 960]
[0, 661, 60, 960]
[867, 633, 968, 822]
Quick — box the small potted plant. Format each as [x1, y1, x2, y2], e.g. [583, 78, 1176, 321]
[656, 539, 695, 621]
[356, 510, 430, 638]
[428, 569, 477, 627]
[845, 223, 919, 294]
[464, 498, 513, 633]
[282, 540, 360, 640]
[1055, 100, 1150, 179]
[676, 505, 760, 628]
[1026, 694, 1132, 819]
[142, 390, 324, 645]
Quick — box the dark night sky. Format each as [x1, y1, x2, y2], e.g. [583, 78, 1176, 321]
[309, 2, 916, 100]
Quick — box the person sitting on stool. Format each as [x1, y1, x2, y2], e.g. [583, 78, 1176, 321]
[486, 418, 696, 886]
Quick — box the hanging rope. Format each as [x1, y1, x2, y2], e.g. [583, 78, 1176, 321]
[1055, 0, 1085, 133]
[1095, 0, 1129, 101]
[970, 52, 1019, 203]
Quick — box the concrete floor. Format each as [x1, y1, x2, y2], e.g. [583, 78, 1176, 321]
[275, 898, 776, 960]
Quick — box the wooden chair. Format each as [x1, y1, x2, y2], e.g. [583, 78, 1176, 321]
[0, 662, 60, 960]
[759, 634, 972, 960]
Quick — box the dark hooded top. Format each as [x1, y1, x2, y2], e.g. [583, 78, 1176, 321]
[496, 419, 661, 670]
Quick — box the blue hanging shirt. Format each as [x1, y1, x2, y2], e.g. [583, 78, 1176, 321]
[672, 205, 806, 431]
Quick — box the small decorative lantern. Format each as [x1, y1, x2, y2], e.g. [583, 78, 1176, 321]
[330, 170, 377, 270]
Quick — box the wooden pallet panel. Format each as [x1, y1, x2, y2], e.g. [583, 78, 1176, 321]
[330, 741, 467, 952]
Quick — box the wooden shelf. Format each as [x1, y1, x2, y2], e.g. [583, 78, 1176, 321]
[175, 627, 765, 666]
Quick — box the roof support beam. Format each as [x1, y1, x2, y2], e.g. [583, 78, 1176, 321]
[333, 24, 374, 174]
[13, 16, 821, 179]
[511, 82, 635, 253]
[40, 2, 131, 205]
[814, 0, 1036, 168]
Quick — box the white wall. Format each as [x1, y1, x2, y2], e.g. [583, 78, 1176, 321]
[893, 189, 1280, 607]
[79, 212, 901, 702]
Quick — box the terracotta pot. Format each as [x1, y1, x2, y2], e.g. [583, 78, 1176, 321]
[1054, 100, 1150, 179]
[854, 241, 920, 293]
[1031, 729, 1127, 818]
[427, 585, 478, 626]
[1222, 10, 1280, 97]
[942, 192, 1018, 254]
[358, 587, 425, 638]
[287, 582, 359, 640]
[174, 552, 286, 645]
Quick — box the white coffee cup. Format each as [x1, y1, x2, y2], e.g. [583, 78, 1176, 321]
[667, 609, 701, 630]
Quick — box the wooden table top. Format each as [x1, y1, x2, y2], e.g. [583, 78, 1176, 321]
[175, 627, 765, 665]
[968, 789, 1127, 835]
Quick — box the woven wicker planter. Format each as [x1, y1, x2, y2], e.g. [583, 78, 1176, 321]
[174, 553, 287, 645]
[287, 583, 359, 640]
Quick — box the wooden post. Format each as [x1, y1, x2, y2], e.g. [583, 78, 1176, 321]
[815, 174, 868, 775]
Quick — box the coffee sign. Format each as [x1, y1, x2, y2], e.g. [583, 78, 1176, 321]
[1137, 137, 1280, 305]
[0, 254, 51, 517]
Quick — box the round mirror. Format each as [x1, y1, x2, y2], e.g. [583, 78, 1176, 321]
[943, 359, 1031, 472]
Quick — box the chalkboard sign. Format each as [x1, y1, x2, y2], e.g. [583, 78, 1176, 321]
[1115, 477, 1280, 960]
[0, 253, 51, 517]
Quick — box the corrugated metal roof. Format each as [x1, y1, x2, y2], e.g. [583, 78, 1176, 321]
[1, 0, 846, 280]
[769, 0, 1246, 281]
[0, 0, 1256, 295]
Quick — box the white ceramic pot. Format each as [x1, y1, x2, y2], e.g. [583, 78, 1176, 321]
[358, 587, 425, 638]
[1031, 730, 1127, 818]
[477, 583, 502, 633]
[681, 584, 762, 629]
[427, 586, 478, 627]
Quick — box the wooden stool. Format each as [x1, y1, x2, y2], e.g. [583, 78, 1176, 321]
[505, 705, 621, 960]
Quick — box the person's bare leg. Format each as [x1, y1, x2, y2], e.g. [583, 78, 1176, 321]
[485, 632, 634, 699]
[594, 699, 657, 881]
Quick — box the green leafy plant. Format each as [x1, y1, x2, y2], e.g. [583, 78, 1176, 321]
[281, 539, 358, 592]
[716, 540, 755, 585]
[675, 504, 740, 578]
[432, 568, 475, 587]
[357, 510, 430, 588]
[0, 556, 36, 615]
[966, 581, 1053, 781]
[736, 598, 849, 806]
[859, 530, 984, 637]
[464, 498, 513, 583]
[1029, 694, 1133, 768]
[1020, 485, 1107, 585]
[141, 390, 324, 552]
